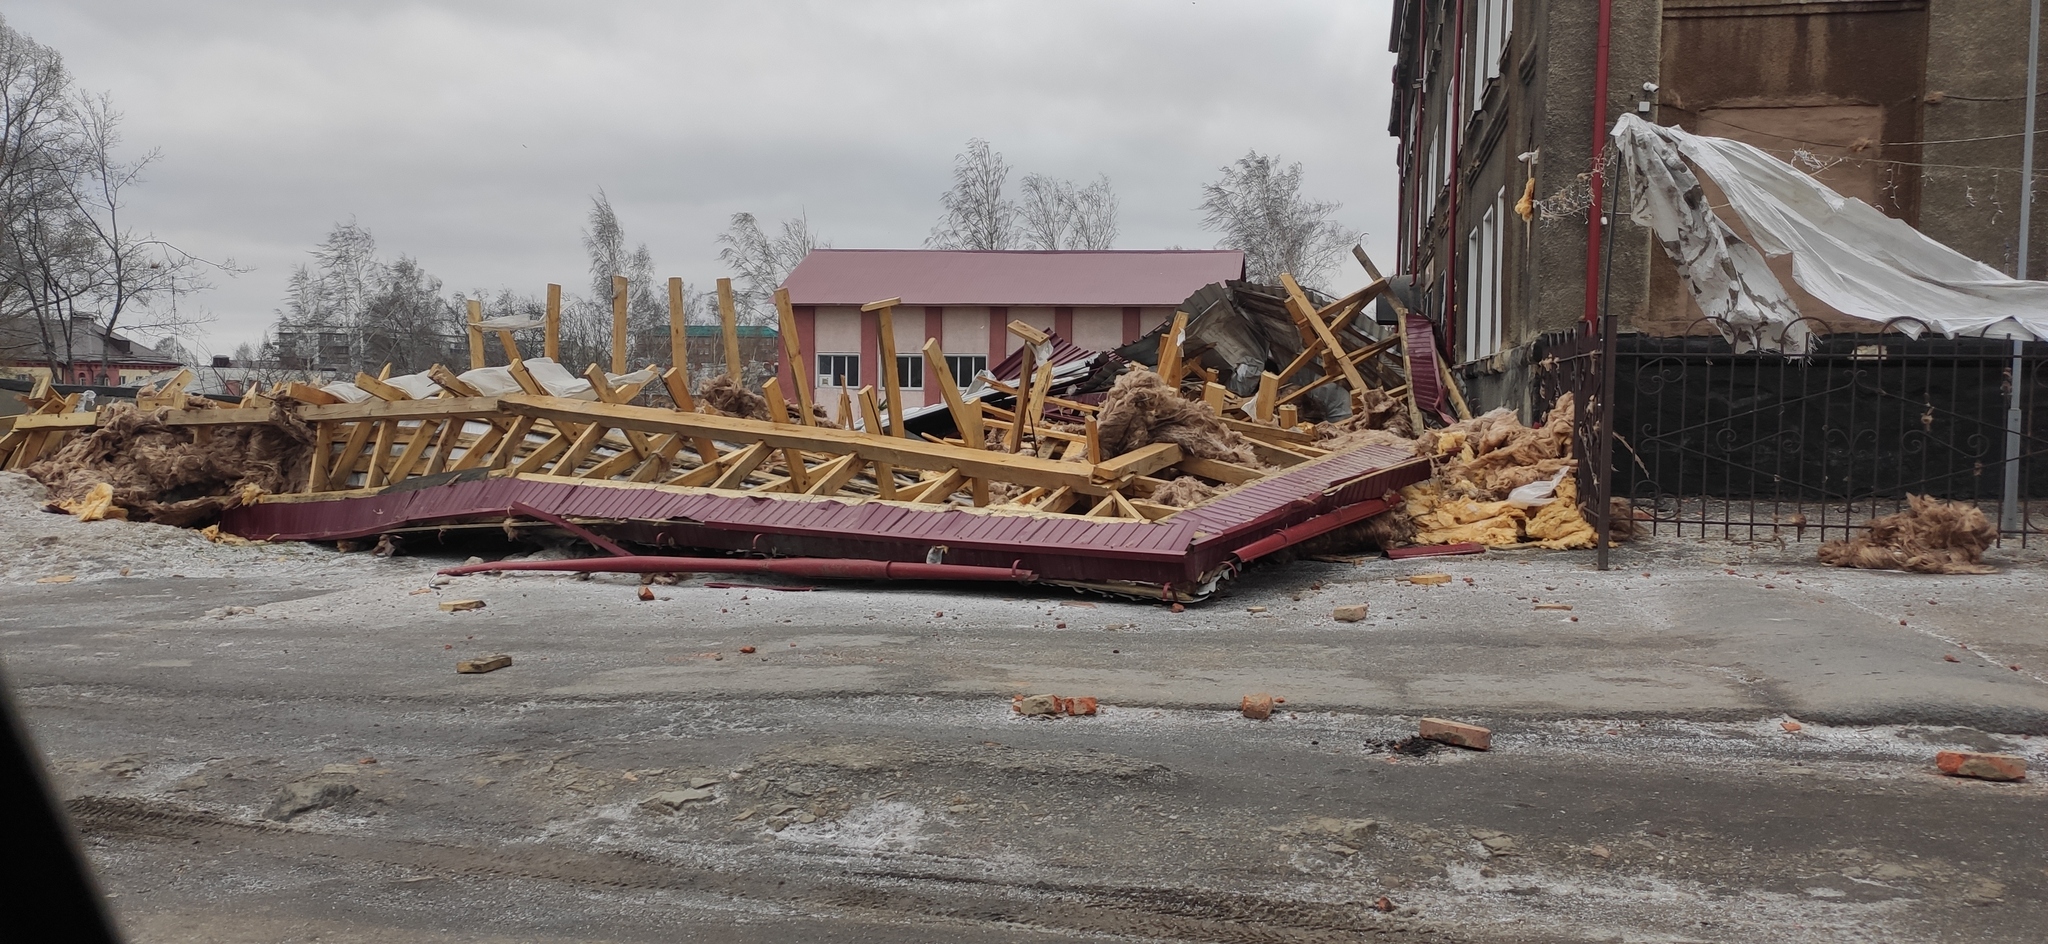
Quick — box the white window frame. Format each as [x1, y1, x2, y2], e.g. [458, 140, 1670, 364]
[895, 354, 924, 390]
[815, 353, 860, 388]
[943, 354, 987, 389]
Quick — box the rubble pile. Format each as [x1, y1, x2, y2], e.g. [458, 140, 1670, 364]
[1817, 495, 1998, 574]
[1095, 370, 1258, 465]
[1392, 394, 1600, 550]
[28, 401, 313, 527]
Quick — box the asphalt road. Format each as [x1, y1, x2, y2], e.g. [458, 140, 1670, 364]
[4, 478, 2045, 943]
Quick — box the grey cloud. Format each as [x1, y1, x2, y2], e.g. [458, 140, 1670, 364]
[11, 0, 1396, 355]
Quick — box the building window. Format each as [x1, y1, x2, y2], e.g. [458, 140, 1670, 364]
[943, 355, 987, 389]
[895, 354, 924, 390]
[1461, 188, 1507, 362]
[816, 353, 860, 387]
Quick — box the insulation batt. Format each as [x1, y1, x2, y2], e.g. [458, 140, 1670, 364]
[28, 401, 313, 527]
[1817, 495, 1998, 575]
[1095, 369, 1259, 466]
[1395, 393, 1603, 549]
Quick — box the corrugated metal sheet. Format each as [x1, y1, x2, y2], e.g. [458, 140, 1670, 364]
[222, 446, 1431, 594]
[782, 249, 1246, 308]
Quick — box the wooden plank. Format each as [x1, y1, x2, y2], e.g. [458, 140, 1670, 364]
[545, 283, 562, 361]
[506, 357, 547, 396]
[1110, 490, 1143, 519]
[354, 372, 410, 402]
[610, 275, 630, 375]
[498, 395, 1117, 495]
[324, 421, 378, 491]
[773, 287, 815, 426]
[857, 386, 897, 499]
[1128, 499, 1181, 521]
[760, 377, 810, 491]
[283, 382, 342, 406]
[924, 338, 983, 448]
[1203, 381, 1227, 413]
[1084, 416, 1101, 464]
[297, 397, 503, 422]
[550, 421, 611, 476]
[1156, 310, 1188, 385]
[1025, 362, 1055, 437]
[583, 366, 653, 456]
[666, 276, 688, 372]
[511, 430, 573, 474]
[909, 468, 966, 504]
[860, 297, 904, 312]
[710, 442, 770, 489]
[1007, 319, 1050, 346]
[1003, 343, 1035, 453]
[429, 365, 482, 398]
[1248, 440, 1310, 468]
[466, 299, 487, 370]
[801, 453, 864, 496]
[1219, 416, 1316, 447]
[362, 419, 402, 487]
[1091, 442, 1183, 483]
[386, 419, 443, 483]
[1084, 494, 1120, 518]
[660, 367, 721, 463]
[1177, 456, 1263, 485]
[875, 300, 904, 438]
[626, 435, 686, 483]
[716, 277, 742, 381]
[1277, 404, 1300, 428]
[1282, 273, 1370, 396]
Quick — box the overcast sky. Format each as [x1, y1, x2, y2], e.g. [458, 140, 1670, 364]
[11, 0, 1398, 357]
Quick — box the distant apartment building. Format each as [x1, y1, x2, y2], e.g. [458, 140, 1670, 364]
[0, 313, 185, 385]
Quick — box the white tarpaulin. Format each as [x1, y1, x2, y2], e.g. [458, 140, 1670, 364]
[1611, 113, 2048, 351]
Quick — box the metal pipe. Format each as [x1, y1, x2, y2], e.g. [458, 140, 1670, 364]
[435, 555, 1038, 583]
[2004, 0, 2040, 534]
[1582, 0, 1615, 327]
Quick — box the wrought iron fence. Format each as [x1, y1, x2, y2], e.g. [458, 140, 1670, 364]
[1537, 319, 2047, 547]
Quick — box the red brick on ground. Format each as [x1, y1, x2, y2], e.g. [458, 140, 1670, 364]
[1935, 750, 2026, 782]
[1419, 717, 1491, 750]
[1241, 694, 1274, 720]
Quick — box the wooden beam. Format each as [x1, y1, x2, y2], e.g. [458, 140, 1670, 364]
[1281, 273, 1370, 396]
[1007, 319, 1049, 346]
[1156, 310, 1188, 385]
[874, 300, 904, 438]
[1037, 485, 1077, 514]
[1220, 416, 1317, 446]
[857, 386, 897, 499]
[1277, 404, 1300, 428]
[305, 422, 333, 492]
[545, 283, 562, 361]
[465, 300, 487, 370]
[1203, 381, 1227, 413]
[1092, 442, 1183, 483]
[296, 397, 503, 422]
[801, 453, 864, 496]
[760, 377, 810, 491]
[716, 277, 742, 381]
[324, 420, 379, 491]
[660, 367, 721, 464]
[773, 287, 815, 426]
[362, 419, 401, 487]
[666, 277, 687, 373]
[354, 372, 410, 402]
[609, 275, 630, 375]
[384, 419, 443, 483]
[1177, 456, 1264, 485]
[1003, 343, 1035, 453]
[1084, 416, 1101, 464]
[909, 468, 965, 504]
[284, 382, 342, 406]
[428, 365, 481, 398]
[924, 338, 983, 448]
[498, 395, 1117, 495]
[709, 442, 770, 489]
[1252, 371, 1278, 422]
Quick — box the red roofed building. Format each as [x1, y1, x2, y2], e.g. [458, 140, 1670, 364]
[778, 249, 1244, 411]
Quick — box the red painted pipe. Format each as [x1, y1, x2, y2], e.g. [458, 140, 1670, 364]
[1232, 498, 1392, 563]
[1583, 0, 1615, 326]
[436, 556, 1038, 583]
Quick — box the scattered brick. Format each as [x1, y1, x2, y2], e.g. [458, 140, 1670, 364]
[1061, 696, 1098, 716]
[457, 654, 512, 674]
[636, 586, 655, 601]
[739, 646, 756, 654]
[1936, 751, 2026, 782]
[1782, 721, 1803, 732]
[439, 599, 485, 612]
[1408, 573, 1452, 586]
[1373, 896, 1395, 913]
[1241, 694, 1274, 720]
[1014, 694, 1060, 716]
[1944, 654, 1961, 662]
[1418, 718, 1491, 751]
[1332, 604, 1370, 622]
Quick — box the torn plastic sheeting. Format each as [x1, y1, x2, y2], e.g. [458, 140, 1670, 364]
[1612, 114, 2048, 350]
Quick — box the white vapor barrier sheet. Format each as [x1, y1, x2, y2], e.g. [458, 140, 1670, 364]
[1611, 114, 2048, 350]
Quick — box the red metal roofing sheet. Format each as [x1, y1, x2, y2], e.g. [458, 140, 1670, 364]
[781, 249, 1246, 308]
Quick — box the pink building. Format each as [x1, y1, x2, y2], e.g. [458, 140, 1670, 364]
[778, 249, 1245, 411]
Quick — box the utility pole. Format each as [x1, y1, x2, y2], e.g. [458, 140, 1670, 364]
[2004, 0, 2040, 534]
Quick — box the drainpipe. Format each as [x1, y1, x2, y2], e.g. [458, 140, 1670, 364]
[1582, 0, 1615, 327]
[2004, 0, 2040, 534]
[1445, 0, 1467, 355]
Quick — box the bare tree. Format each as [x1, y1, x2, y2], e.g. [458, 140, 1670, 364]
[716, 211, 823, 323]
[0, 18, 222, 381]
[1017, 173, 1119, 251]
[576, 190, 664, 369]
[926, 138, 1016, 250]
[1198, 151, 1358, 288]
